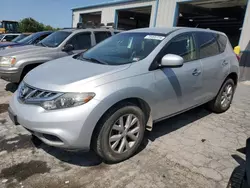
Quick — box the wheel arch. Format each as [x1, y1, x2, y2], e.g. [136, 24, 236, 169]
[90, 97, 152, 148]
[227, 72, 238, 86]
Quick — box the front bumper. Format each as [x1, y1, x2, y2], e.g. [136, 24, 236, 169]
[9, 92, 101, 150]
[0, 67, 22, 83]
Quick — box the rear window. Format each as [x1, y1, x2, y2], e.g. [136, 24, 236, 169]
[216, 34, 227, 53]
[195, 32, 220, 59]
[94, 32, 112, 43]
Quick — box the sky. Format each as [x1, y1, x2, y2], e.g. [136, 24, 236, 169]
[1, 0, 107, 28]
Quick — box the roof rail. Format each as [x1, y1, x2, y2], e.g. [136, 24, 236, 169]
[76, 22, 115, 29]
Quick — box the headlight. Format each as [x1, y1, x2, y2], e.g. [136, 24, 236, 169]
[0, 56, 16, 67]
[41, 93, 95, 110]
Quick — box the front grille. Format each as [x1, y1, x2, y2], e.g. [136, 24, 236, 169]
[18, 83, 61, 103]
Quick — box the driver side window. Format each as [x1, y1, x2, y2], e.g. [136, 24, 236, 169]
[162, 33, 197, 62]
[67, 32, 91, 50]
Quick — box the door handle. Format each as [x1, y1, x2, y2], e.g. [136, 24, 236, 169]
[192, 69, 201, 76]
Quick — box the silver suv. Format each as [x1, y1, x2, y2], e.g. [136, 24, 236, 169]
[9, 27, 239, 163]
[0, 28, 120, 83]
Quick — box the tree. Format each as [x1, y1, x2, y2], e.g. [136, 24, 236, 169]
[18, 17, 57, 32]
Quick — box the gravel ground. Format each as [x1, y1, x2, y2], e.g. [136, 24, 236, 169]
[0, 79, 250, 188]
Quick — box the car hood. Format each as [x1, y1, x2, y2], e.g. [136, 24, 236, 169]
[0, 45, 52, 57]
[24, 56, 131, 92]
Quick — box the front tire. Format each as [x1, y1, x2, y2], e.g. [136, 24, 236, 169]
[92, 103, 146, 163]
[207, 78, 235, 113]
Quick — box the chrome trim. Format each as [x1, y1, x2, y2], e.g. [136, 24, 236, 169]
[18, 82, 63, 104]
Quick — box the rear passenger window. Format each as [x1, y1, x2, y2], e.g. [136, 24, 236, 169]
[95, 32, 112, 43]
[196, 32, 220, 59]
[216, 34, 227, 53]
[162, 34, 197, 62]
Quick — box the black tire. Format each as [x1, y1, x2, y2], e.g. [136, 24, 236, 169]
[207, 78, 235, 113]
[227, 165, 246, 188]
[92, 103, 146, 163]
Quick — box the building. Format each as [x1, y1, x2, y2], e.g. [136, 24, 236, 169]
[72, 0, 250, 50]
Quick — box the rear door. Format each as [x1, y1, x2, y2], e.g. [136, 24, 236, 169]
[195, 32, 229, 101]
[152, 33, 203, 119]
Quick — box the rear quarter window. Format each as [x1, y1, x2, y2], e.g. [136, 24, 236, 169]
[216, 34, 227, 53]
[195, 32, 220, 59]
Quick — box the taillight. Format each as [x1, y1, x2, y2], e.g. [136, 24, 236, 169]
[236, 54, 240, 62]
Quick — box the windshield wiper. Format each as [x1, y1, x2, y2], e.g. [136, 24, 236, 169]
[82, 57, 108, 65]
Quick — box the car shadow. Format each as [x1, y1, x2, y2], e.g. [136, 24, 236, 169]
[5, 83, 18, 93]
[147, 106, 211, 142]
[34, 143, 103, 167]
[32, 106, 211, 166]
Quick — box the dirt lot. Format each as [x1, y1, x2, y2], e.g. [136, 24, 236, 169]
[0, 80, 250, 188]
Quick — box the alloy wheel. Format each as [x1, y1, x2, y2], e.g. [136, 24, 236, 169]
[221, 84, 233, 108]
[109, 114, 140, 154]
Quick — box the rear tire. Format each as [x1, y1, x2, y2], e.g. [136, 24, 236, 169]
[227, 165, 246, 188]
[92, 103, 146, 163]
[207, 78, 235, 113]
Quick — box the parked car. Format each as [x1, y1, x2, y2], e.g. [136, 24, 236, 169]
[0, 31, 52, 50]
[228, 138, 250, 188]
[0, 33, 20, 42]
[0, 28, 121, 83]
[11, 33, 31, 42]
[8, 27, 239, 163]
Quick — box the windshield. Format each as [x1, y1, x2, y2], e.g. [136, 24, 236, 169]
[18, 33, 38, 44]
[12, 34, 30, 43]
[81, 32, 165, 65]
[38, 31, 71, 48]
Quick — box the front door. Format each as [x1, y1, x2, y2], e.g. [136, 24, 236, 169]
[152, 33, 203, 120]
[63, 32, 92, 56]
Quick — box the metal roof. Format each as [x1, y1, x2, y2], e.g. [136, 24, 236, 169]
[72, 0, 151, 11]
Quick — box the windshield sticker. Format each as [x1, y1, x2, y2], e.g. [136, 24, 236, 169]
[144, 35, 165, 41]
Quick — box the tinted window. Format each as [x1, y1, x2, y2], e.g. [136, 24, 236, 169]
[114, 32, 120, 34]
[95, 32, 112, 43]
[216, 34, 227, 53]
[12, 34, 30, 42]
[4, 35, 18, 41]
[33, 33, 51, 44]
[68, 33, 91, 50]
[80, 32, 165, 65]
[196, 32, 220, 59]
[162, 34, 197, 62]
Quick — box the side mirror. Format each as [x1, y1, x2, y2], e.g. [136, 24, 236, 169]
[2, 39, 7, 42]
[161, 54, 184, 67]
[62, 44, 74, 52]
